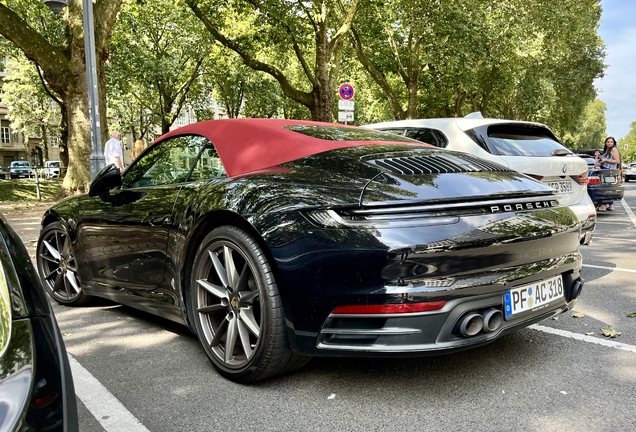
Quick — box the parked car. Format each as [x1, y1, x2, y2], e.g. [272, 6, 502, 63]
[0, 213, 78, 431]
[9, 160, 33, 179]
[577, 155, 625, 208]
[624, 162, 636, 182]
[44, 160, 61, 178]
[37, 119, 584, 383]
[365, 114, 596, 244]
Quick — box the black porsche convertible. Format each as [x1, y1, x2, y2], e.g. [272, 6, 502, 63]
[36, 119, 584, 383]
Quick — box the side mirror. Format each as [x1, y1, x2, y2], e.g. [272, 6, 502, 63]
[88, 164, 122, 198]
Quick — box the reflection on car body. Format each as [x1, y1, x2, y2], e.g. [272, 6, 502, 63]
[37, 119, 584, 383]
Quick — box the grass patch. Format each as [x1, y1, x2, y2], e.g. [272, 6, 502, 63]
[0, 178, 62, 202]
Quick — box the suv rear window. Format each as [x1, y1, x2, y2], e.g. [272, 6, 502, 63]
[466, 124, 567, 157]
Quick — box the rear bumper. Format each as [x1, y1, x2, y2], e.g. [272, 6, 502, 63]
[588, 185, 624, 204]
[314, 269, 583, 356]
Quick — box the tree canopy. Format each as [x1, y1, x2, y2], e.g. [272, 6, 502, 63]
[0, 0, 607, 194]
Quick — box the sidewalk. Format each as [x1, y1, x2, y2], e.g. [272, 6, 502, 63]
[0, 200, 55, 262]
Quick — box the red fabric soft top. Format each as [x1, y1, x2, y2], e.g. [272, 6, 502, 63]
[153, 118, 419, 178]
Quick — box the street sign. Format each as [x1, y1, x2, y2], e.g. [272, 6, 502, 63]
[338, 100, 355, 111]
[338, 83, 355, 100]
[338, 111, 354, 122]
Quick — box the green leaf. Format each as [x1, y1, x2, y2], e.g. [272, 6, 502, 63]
[601, 326, 621, 338]
[627, 312, 636, 318]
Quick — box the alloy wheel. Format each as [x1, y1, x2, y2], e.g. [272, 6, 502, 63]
[193, 239, 263, 369]
[37, 225, 83, 304]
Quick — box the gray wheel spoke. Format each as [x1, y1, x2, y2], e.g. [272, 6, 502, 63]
[224, 315, 239, 363]
[65, 270, 81, 293]
[238, 290, 259, 304]
[39, 253, 59, 265]
[52, 272, 64, 293]
[210, 316, 229, 347]
[237, 319, 253, 358]
[239, 307, 260, 338]
[198, 304, 226, 313]
[43, 240, 61, 261]
[208, 250, 229, 288]
[44, 269, 58, 282]
[223, 245, 239, 291]
[60, 234, 70, 258]
[236, 262, 250, 292]
[197, 278, 228, 300]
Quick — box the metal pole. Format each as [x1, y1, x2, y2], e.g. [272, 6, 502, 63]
[83, 0, 104, 180]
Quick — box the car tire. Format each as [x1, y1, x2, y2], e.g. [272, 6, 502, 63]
[36, 222, 91, 306]
[190, 226, 310, 383]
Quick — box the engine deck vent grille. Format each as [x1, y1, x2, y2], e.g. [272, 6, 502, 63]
[373, 154, 511, 175]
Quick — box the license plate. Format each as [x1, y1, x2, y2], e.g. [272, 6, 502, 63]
[604, 176, 616, 183]
[503, 275, 564, 318]
[546, 181, 573, 194]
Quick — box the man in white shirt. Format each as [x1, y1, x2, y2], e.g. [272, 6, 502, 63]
[104, 130, 124, 171]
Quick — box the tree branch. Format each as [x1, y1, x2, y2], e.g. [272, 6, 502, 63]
[0, 4, 72, 93]
[186, 0, 313, 107]
[349, 26, 406, 120]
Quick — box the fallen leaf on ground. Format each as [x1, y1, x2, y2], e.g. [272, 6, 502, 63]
[552, 316, 559, 320]
[585, 332, 594, 336]
[572, 312, 585, 318]
[601, 326, 621, 338]
[627, 312, 636, 318]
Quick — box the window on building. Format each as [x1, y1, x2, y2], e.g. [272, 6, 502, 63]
[1, 127, 10, 145]
[50, 135, 59, 148]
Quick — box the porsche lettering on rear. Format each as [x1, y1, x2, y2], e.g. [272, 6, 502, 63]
[490, 200, 558, 213]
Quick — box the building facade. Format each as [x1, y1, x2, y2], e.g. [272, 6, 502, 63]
[0, 56, 61, 172]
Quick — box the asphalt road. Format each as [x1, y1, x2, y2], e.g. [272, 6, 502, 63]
[3, 185, 636, 432]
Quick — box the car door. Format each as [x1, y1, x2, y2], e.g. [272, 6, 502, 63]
[77, 135, 206, 316]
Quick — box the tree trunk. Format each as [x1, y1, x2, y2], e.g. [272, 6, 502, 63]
[58, 103, 69, 177]
[61, 89, 92, 192]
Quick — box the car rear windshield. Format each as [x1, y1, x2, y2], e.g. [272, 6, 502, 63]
[11, 162, 30, 167]
[468, 124, 568, 157]
[48, 162, 60, 167]
[285, 125, 418, 143]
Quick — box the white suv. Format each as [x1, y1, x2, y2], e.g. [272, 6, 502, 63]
[365, 114, 596, 244]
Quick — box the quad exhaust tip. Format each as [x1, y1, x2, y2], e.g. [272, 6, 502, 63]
[457, 308, 503, 337]
[481, 308, 503, 333]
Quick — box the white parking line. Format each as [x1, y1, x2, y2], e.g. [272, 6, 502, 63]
[68, 354, 150, 432]
[530, 325, 636, 353]
[582, 264, 636, 273]
[591, 236, 636, 242]
[621, 197, 636, 227]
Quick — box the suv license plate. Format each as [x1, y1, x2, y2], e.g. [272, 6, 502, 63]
[504, 275, 564, 318]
